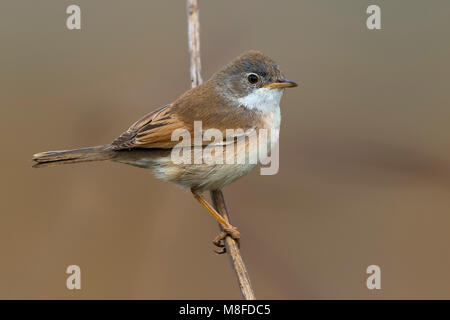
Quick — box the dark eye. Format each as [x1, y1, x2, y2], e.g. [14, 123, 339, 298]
[247, 73, 259, 84]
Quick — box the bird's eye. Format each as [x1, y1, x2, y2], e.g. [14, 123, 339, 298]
[247, 73, 259, 84]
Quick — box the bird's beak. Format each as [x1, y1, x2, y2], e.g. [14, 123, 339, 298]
[262, 78, 298, 89]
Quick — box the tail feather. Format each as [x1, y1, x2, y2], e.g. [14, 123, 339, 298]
[32, 145, 115, 168]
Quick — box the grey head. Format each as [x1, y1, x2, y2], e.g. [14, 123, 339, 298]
[210, 50, 297, 101]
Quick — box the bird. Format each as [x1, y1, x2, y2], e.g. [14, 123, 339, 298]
[32, 50, 297, 250]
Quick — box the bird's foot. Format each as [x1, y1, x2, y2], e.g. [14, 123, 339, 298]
[212, 225, 241, 254]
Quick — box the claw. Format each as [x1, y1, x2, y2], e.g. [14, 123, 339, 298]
[214, 239, 225, 248]
[212, 225, 241, 252]
[213, 231, 227, 247]
[212, 233, 226, 254]
[214, 247, 227, 254]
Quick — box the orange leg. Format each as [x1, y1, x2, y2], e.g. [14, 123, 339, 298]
[191, 189, 240, 250]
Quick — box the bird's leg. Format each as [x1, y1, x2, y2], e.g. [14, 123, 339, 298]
[191, 188, 241, 250]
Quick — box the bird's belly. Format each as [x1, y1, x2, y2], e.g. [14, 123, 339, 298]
[180, 163, 256, 191]
[113, 147, 258, 191]
[152, 154, 258, 191]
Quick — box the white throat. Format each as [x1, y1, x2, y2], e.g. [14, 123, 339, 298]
[237, 88, 283, 113]
[236, 87, 282, 140]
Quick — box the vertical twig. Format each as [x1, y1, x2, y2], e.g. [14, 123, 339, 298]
[187, 0, 202, 88]
[186, 0, 256, 300]
[211, 190, 256, 300]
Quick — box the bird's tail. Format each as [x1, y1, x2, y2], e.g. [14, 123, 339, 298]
[32, 145, 116, 168]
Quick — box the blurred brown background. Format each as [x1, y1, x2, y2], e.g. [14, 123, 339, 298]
[1, 0, 450, 299]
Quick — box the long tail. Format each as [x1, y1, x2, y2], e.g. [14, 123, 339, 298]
[32, 145, 116, 168]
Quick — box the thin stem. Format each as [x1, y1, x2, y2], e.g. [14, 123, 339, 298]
[185, 0, 256, 300]
[186, 0, 202, 88]
[211, 190, 256, 300]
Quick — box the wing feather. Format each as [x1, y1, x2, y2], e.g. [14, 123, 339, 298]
[111, 105, 190, 150]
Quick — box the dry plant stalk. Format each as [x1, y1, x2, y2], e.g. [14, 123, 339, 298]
[185, 0, 256, 300]
[186, 0, 202, 88]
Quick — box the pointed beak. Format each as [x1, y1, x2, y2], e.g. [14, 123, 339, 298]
[262, 78, 298, 89]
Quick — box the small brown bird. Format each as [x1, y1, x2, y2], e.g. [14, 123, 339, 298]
[32, 50, 297, 248]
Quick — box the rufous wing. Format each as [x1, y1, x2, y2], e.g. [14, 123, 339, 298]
[111, 104, 258, 151]
[111, 105, 192, 150]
